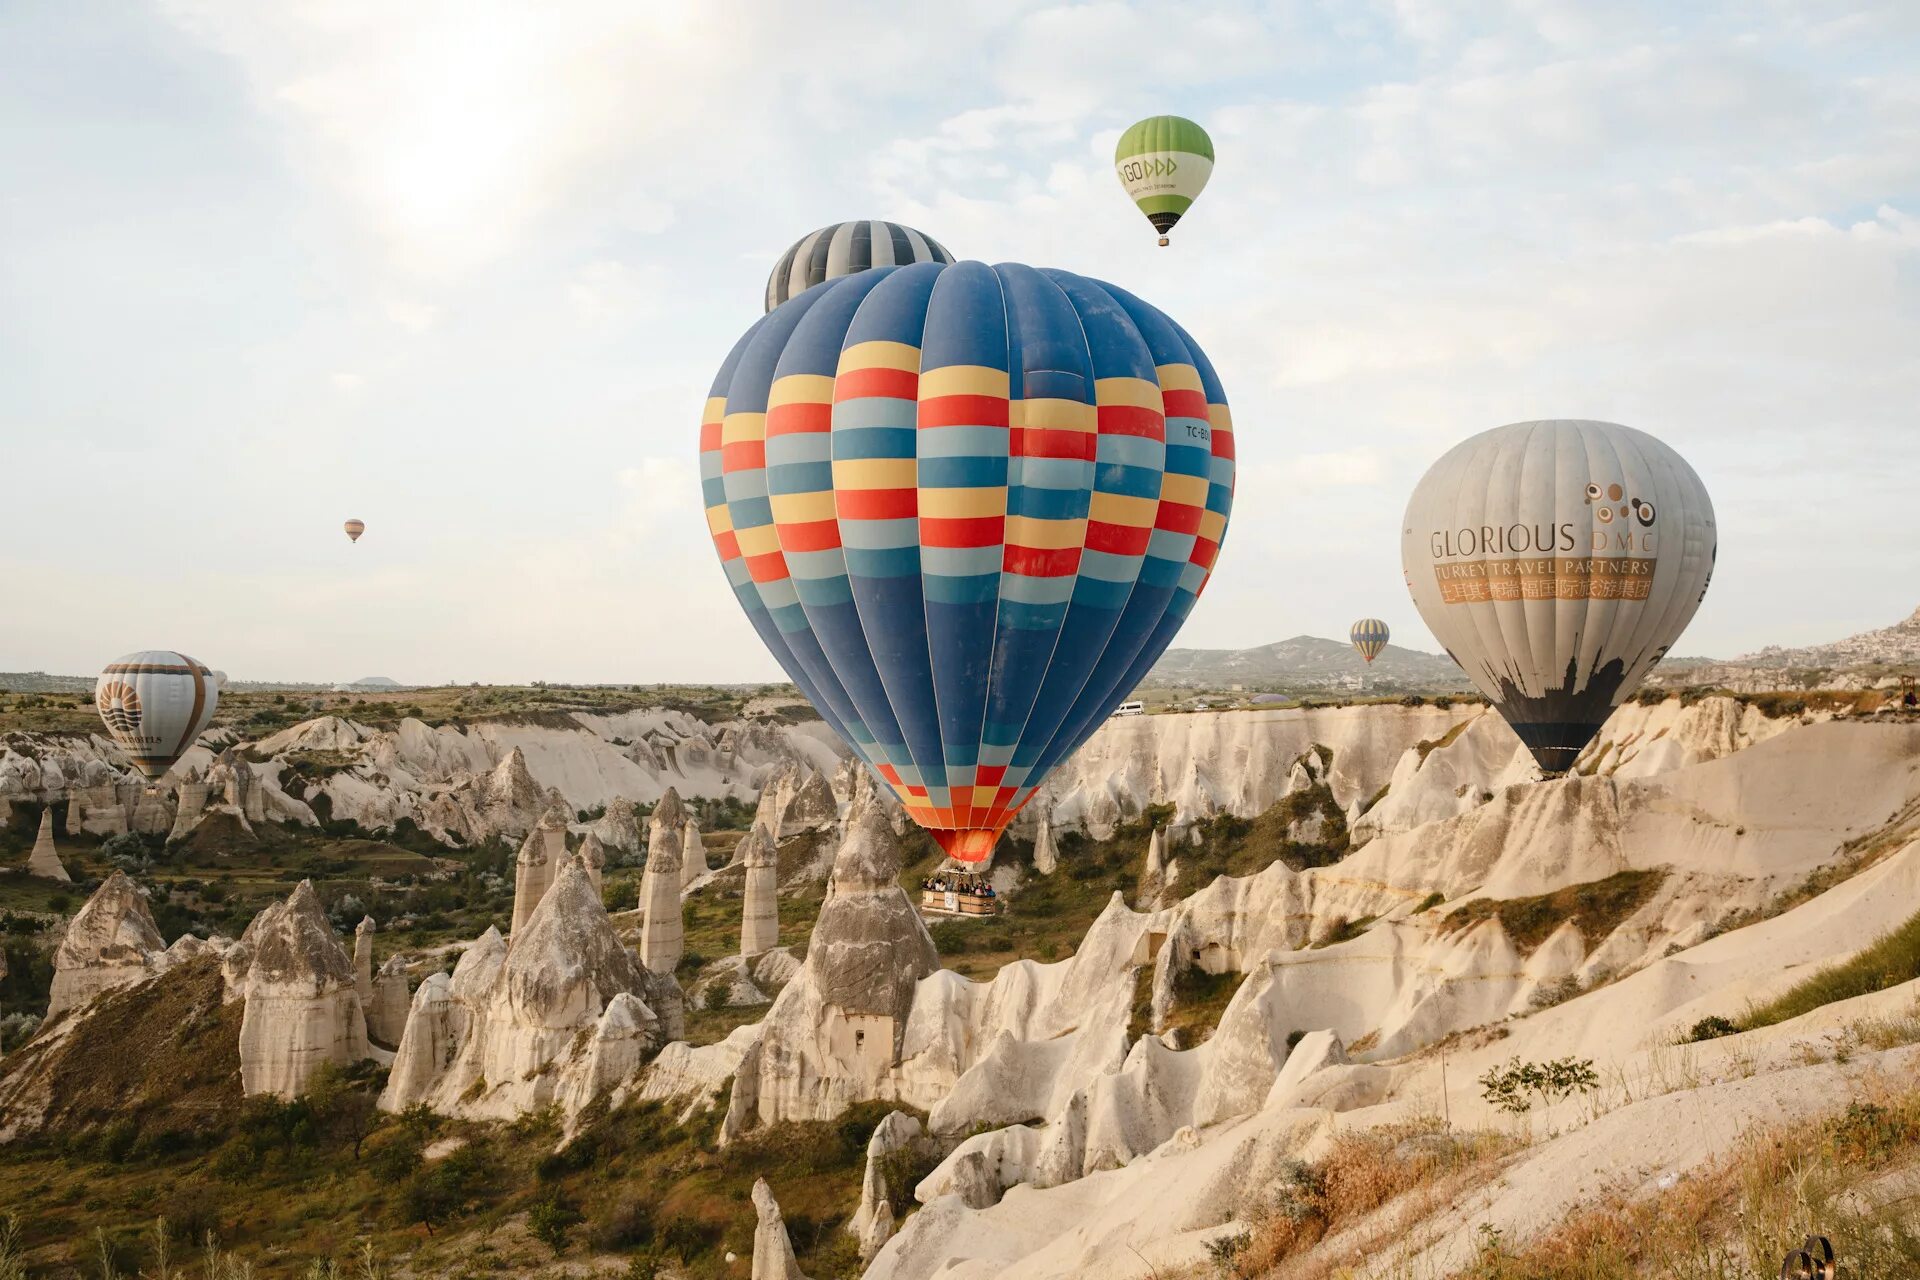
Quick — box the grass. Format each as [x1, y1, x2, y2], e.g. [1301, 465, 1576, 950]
[1208, 1117, 1518, 1278]
[1414, 717, 1475, 764]
[1313, 915, 1376, 948]
[1162, 967, 1246, 1046]
[1437, 870, 1667, 953]
[1739, 904, 1920, 1031]
[1185, 772, 1352, 885]
[904, 824, 1138, 983]
[0, 959, 907, 1278]
[1464, 1076, 1920, 1279]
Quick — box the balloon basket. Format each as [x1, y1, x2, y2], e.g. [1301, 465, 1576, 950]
[1157, 236, 1170, 247]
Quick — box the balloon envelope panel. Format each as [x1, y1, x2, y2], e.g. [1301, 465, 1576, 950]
[95, 650, 221, 781]
[1401, 420, 1715, 772]
[764, 221, 955, 313]
[704, 262, 1236, 860]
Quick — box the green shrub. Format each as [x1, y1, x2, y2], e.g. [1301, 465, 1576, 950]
[1831, 1100, 1920, 1164]
[1687, 1015, 1738, 1042]
[528, 1193, 582, 1256]
[1478, 1056, 1600, 1115]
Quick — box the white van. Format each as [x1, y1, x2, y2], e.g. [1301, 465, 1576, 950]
[1111, 701, 1145, 717]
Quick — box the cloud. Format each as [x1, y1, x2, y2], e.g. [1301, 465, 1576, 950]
[7, 1, 1917, 681]
[567, 259, 659, 328]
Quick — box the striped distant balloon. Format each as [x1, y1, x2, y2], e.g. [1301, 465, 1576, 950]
[94, 650, 220, 782]
[1114, 115, 1214, 246]
[1350, 618, 1390, 663]
[343, 519, 365, 543]
[702, 261, 1235, 862]
[764, 221, 954, 313]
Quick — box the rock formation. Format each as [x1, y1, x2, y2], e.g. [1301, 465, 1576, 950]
[754, 763, 840, 842]
[681, 816, 708, 888]
[578, 831, 607, 896]
[751, 1178, 812, 1280]
[233, 881, 371, 1098]
[787, 768, 837, 834]
[752, 764, 798, 840]
[838, 757, 910, 837]
[511, 804, 571, 935]
[353, 916, 376, 1011]
[26, 809, 68, 882]
[46, 870, 164, 1016]
[420, 745, 552, 846]
[723, 802, 939, 1137]
[379, 860, 682, 1120]
[641, 789, 686, 973]
[368, 954, 411, 1048]
[740, 823, 780, 958]
[383, 928, 501, 1107]
[1033, 702, 1478, 838]
[851, 1111, 931, 1261]
[1139, 826, 1167, 908]
[129, 788, 173, 837]
[584, 796, 644, 860]
[1031, 810, 1058, 876]
[167, 777, 210, 843]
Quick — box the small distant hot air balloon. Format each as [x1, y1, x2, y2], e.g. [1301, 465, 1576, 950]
[1350, 618, 1390, 664]
[94, 651, 221, 783]
[1403, 420, 1715, 774]
[765, 221, 954, 312]
[1114, 115, 1214, 246]
[343, 519, 365, 543]
[702, 260, 1235, 862]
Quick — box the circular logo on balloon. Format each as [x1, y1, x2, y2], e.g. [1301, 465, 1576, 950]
[1584, 482, 1656, 527]
[96, 681, 142, 737]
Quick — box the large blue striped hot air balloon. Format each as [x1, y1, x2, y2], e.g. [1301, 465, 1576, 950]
[700, 261, 1235, 862]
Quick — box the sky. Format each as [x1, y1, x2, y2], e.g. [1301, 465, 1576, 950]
[2, 1, 1917, 685]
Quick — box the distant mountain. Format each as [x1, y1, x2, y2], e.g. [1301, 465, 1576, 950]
[0, 672, 93, 693]
[1146, 635, 1470, 691]
[350, 676, 402, 688]
[1728, 606, 1920, 670]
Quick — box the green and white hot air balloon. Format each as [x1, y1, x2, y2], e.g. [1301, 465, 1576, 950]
[1114, 115, 1214, 246]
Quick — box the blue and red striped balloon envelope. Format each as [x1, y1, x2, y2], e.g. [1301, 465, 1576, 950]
[700, 261, 1235, 862]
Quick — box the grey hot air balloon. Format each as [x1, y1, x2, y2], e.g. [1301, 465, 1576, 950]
[94, 650, 221, 783]
[1402, 420, 1715, 774]
[764, 220, 954, 312]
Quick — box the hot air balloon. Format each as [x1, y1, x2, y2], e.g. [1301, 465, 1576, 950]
[344, 519, 365, 543]
[765, 221, 955, 313]
[703, 260, 1235, 862]
[1114, 115, 1214, 246]
[1350, 618, 1390, 663]
[1402, 420, 1715, 774]
[94, 651, 221, 783]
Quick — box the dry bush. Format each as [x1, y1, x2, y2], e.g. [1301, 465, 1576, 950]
[1467, 1073, 1920, 1279]
[1219, 1121, 1516, 1278]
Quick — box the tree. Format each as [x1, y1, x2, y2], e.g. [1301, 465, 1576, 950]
[528, 1194, 582, 1257]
